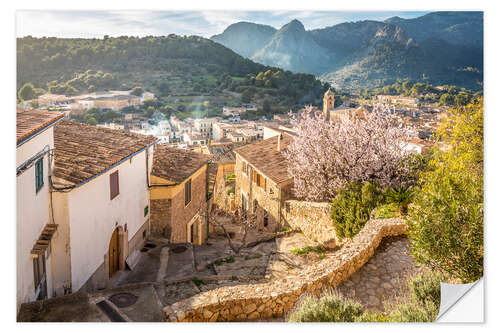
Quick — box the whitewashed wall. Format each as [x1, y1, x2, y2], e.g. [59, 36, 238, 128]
[16, 128, 55, 311]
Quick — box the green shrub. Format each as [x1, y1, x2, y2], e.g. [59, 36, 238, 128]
[408, 271, 444, 306]
[407, 100, 483, 283]
[384, 186, 414, 215]
[290, 246, 325, 256]
[374, 203, 400, 219]
[387, 271, 444, 322]
[331, 181, 383, 239]
[388, 300, 438, 322]
[288, 292, 364, 322]
[357, 312, 390, 322]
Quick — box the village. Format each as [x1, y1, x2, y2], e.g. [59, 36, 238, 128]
[16, 88, 450, 322]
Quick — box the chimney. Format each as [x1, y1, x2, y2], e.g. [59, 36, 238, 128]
[277, 133, 284, 152]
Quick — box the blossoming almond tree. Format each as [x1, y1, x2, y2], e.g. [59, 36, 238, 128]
[284, 105, 413, 201]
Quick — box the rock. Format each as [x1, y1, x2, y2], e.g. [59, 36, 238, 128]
[203, 309, 213, 319]
[248, 311, 260, 319]
[209, 312, 219, 322]
[230, 305, 242, 315]
[177, 311, 186, 321]
[244, 303, 257, 314]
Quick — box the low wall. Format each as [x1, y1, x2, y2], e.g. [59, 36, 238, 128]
[283, 200, 338, 248]
[163, 218, 407, 322]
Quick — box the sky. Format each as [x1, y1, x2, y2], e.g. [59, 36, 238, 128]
[16, 10, 430, 38]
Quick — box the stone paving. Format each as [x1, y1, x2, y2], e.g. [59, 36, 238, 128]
[336, 235, 420, 312]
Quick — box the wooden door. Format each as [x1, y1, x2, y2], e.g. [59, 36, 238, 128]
[190, 223, 195, 243]
[108, 228, 119, 278]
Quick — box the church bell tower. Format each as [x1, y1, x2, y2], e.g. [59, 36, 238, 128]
[323, 88, 335, 121]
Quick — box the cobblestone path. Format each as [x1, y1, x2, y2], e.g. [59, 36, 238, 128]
[336, 235, 420, 312]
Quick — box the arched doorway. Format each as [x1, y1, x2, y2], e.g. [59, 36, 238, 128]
[108, 228, 120, 278]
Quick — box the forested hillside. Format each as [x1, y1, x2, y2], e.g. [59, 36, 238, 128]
[17, 35, 328, 116]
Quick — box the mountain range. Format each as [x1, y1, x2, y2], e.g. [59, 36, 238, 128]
[211, 11, 483, 90]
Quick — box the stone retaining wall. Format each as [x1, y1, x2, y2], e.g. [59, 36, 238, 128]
[283, 200, 338, 248]
[163, 218, 407, 322]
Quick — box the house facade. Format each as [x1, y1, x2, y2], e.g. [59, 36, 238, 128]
[49, 121, 157, 294]
[234, 134, 294, 232]
[149, 146, 210, 244]
[16, 109, 64, 311]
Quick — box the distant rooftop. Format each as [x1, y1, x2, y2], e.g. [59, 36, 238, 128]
[53, 121, 157, 187]
[17, 108, 64, 145]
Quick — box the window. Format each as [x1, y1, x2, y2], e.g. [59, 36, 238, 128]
[242, 161, 247, 175]
[35, 158, 44, 193]
[263, 215, 269, 227]
[185, 179, 192, 206]
[144, 205, 149, 217]
[110, 170, 119, 200]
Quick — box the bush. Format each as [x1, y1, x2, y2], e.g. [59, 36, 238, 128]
[407, 99, 483, 282]
[331, 181, 383, 239]
[288, 292, 364, 322]
[387, 271, 444, 322]
[387, 301, 438, 322]
[384, 186, 414, 215]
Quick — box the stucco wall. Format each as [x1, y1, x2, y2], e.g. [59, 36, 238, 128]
[283, 200, 338, 248]
[54, 148, 151, 292]
[163, 218, 407, 322]
[16, 127, 55, 310]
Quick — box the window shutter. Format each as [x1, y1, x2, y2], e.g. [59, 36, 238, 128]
[110, 170, 119, 200]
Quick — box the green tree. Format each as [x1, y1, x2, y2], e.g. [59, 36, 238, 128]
[131, 86, 144, 96]
[86, 117, 97, 126]
[18, 83, 35, 101]
[454, 91, 470, 106]
[407, 98, 483, 282]
[439, 93, 454, 106]
[262, 99, 271, 113]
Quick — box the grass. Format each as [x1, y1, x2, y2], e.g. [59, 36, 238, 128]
[291, 246, 325, 256]
[214, 256, 235, 266]
[374, 203, 401, 219]
[244, 253, 263, 260]
[192, 278, 205, 287]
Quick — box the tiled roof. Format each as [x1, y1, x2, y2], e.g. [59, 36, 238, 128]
[152, 145, 210, 184]
[234, 134, 293, 185]
[53, 121, 157, 186]
[17, 108, 64, 145]
[208, 143, 245, 164]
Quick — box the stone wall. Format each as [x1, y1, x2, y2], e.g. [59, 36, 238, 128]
[150, 198, 172, 235]
[163, 218, 407, 322]
[150, 169, 207, 244]
[283, 200, 338, 248]
[234, 155, 292, 232]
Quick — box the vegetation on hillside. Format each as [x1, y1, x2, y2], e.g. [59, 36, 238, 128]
[17, 35, 328, 116]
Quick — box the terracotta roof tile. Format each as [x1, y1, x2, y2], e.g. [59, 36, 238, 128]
[17, 108, 64, 144]
[152, 145, 209, 184]
[208, 143, 245, 164]
[234, 134, 293, 184]
[53, 121, 157, 186]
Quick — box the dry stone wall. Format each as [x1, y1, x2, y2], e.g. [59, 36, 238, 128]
[163, 218, 408, 322]
[283, 200, 338, 248]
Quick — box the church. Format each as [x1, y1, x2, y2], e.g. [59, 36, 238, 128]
[322, 88, 367, 121]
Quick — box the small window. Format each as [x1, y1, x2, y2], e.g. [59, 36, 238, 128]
[144, 205, 149, 217]
[110, 170, 119, 200]
[185, 179, 192, 206]
[264, 215, 269, 227]
[35, 157, 44, 193]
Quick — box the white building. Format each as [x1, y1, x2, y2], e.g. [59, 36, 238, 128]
[49, 121, 158, 295]
[16, 109, 64, 312]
